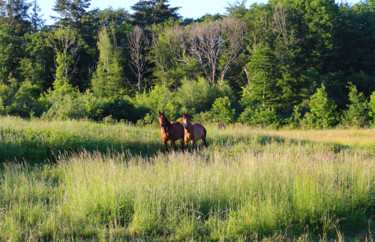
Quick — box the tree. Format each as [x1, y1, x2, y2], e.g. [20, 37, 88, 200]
[30, 0, 44, 32]
[53, 0, 90, 26]
[151, 24, 199, 87]
[0, 0, 31, 84]
[47, 27, 85, 90]
[342, 83, 369, 126]
[131, 0, 180, 28]
[128, 25, 149, 93]
[307, 84, 338, 128]
[211, 96, 236, 123]
[92, 26, 124, 97]
[189, 17, 246, 84]
[244, 43, 280, 108]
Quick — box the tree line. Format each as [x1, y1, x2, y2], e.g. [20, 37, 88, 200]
[1, 0, 375, 128]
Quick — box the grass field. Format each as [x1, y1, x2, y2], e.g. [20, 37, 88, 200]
[1, 116, 375, 240]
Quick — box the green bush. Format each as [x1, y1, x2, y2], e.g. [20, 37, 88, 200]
[287, 105, 303, 129]
[239, 106, 279, 127]
[341, 84, 369, 127]
[305, 84, 338, 128]
[176, 77, 234, 115]
[135, 85, 180, 121]
[211, 96, 236, 123]
[41, 90, 146, 123]
[368, 91, 375, 126]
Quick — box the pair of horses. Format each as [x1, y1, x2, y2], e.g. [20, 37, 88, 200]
[158, 111, 207, 151]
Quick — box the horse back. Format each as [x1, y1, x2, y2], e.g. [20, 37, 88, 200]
[170, 121, 184, 140]
[192, 123, 206, 140]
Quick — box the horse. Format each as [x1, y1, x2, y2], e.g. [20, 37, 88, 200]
[158, 111, 185, 152]
[182, 113, 207, 150]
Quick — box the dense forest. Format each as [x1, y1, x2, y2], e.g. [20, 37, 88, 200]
[1, 0, 375, 128]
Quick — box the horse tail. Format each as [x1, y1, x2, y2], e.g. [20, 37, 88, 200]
[203, 126, 208, 147]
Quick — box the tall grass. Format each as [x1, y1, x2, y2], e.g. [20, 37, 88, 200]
[1, 116, 375, 240]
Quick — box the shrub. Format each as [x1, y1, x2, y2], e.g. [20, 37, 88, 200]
[192, 111, 214, 124]
[239, 106, 279, 127]
[135, 85, 180, 121]
[341, 84, 369, 127]
[176, 77, 233, 115]
[306, 84, 338, 128]
[41, 90, 146, 123]
[287, 105, 303, 129]
[211, 96, 236, 123]
[368, 91, 375, 126]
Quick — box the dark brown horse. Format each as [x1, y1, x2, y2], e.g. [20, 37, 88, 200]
[158, 111, 184, 152]
[182, 113, 207, 150]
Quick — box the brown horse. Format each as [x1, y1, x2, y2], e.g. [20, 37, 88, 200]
[182, 113, 207, 150]
[158, 111, 184, 152]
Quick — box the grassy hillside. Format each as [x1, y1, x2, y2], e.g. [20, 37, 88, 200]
[1, 116, 375, 240]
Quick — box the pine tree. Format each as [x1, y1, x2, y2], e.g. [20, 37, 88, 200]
[131, 0, 180, 28]
[308, 84, 338, 128]
[92, 26, 124, 97]
[245, 43, 280, 109]
[30, 0, 44, 32]
[53, 0, 90, 25]
[342, 83, 369, 126]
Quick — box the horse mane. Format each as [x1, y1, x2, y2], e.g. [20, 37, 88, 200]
[164, 116, 172, 128]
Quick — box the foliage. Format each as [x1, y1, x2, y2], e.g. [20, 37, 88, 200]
[134, 84, 179, 121]
[304, 84, 338, 128]
[368, 91, 375, 126]
[92, 26, 125, 97]
[2, 0, 375, 128]
[176, 77, 229, 115]
[211, 96, 236, 123]
[239, 106, 279, 127]
[341, 83, 369, 126]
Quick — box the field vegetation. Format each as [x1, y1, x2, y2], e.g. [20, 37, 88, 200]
[1, 116, 375, 240]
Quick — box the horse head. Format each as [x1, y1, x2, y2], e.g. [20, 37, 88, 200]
[182, 112, 189, 130]
[158, 111, 169, 129]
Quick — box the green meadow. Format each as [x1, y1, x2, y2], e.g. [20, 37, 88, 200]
[1, 116, 375, 240]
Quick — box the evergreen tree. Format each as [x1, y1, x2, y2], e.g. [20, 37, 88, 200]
[131, 0, 180, 28]
[0, 0, 30, 84]
[244, 43, 280, 109]
[53, 0, 90, 25]
[342, 83, 369, 126]
[92, 26, 124, 97]
[307, 84, 338, 128]
[30, 0, 44, 32]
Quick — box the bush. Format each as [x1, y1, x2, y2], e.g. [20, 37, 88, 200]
[176, 77, 233, 115]
[239, 106, 279, 127]
[211, 96, 236, 123]
[306, 84, 338, 128]
[368, 91, 375, 126]
[191, 111, 214, 124]
[135, 85, 180, 121]
[41, 90, 146, 123]
[287, 105, 303, 129]
[341, 84, 369, 127]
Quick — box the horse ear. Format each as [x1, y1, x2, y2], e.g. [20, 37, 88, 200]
[159, 111, 161, 115]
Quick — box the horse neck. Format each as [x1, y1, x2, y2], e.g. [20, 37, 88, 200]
[186, 119, 193, 133]
[163, 118, 173, 133]
[165, 119, 172, 129]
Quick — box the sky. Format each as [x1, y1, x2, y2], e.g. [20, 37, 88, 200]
[37, 0, 362, 25]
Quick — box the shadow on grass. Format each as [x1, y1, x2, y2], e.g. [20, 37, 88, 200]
[0, 128, 167, 164]
[208, 132, 352, 154]
[0, 126, 358, 165]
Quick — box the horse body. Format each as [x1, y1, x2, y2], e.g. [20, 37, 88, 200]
[183, 113, 207, 149]
[159, 112, 184, 151]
